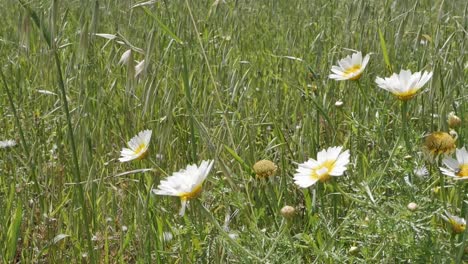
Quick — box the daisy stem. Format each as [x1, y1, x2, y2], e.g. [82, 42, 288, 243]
[401, 101, 411, 153]
[356, 80, 370, 105]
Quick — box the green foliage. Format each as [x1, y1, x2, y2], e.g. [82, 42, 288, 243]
[0, 0, 467, 263]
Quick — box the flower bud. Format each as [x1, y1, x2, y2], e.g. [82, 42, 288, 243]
[280, 205, 296, 219]
[407, 202, 418, 211]
[253, 160, 278, 178]
[349, 246, 359, 254]
[447, 112, 461, 128]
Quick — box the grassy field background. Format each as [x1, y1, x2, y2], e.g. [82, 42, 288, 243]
[1, 0, 467, 262]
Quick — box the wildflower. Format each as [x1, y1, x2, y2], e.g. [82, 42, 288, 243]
[335, 100, 344, 107]
[153, 160, 214, 216]
[329, 51, 370, 81]
[414, 166, 429, 178]
[423, 131, 457, 159]
[442, 212, 466, 234]
[447, 112, 461, 128]
[280, 205, 296, 219]
[375, 69, 432, 101]
[440, 147, 468, 180]
[294, 146, 350, 188]
[118, 130, 152, 162]
[253, 160, 277, 178]
[0, 139, 17, 149]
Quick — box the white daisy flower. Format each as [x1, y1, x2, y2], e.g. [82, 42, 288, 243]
[375, 69, 432, 101]
[329, 52, 370, 81]
[153, 160, 214, 216]
[119, 130, 152, 162]
[0, 139, 17, 149]
[294, 146, 350, 188]
[442, 211, 466, 234]
[440, 147, 468, 180]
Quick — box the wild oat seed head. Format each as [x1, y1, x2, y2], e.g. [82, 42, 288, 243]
[0, 139, 17, 149]
[422, 131, 457, 160]
[253, 160, 278, 178]
[329, 51, 370, 81]
[135, 60, 145, 77]
[118, 49, 132, 66]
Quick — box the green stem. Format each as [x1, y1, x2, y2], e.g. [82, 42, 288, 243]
[0, 69, 42, 206]
[181, 48, 197, 163]
[196, 201, 263, 262]
[455, 184, 468, 263]
[401, 101, 411, 153]
[356, 80, 370, 104]
[53, 51, 95, 263]
[18, 1, 95, 261]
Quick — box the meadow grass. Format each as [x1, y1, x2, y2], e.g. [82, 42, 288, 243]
[1, 0, 467, 262]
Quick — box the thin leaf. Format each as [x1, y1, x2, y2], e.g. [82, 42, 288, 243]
[378, 28, 392, 72]
[223, 145, 254, 175]
[5, 201, 23, 262]
[140, 6, 184, 44]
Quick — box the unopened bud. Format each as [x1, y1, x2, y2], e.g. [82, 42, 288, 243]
[447, 112, 461, 128]
[349, 246, 359, 254]
[407, 202, 418, 211]
[253, 160, 277, 178]
[280, 205, 296, 219]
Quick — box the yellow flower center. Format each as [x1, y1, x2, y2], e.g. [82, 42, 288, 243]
[456, 164, 468, 178]
[423, 132, 456, 157]
[394, 88, 420, 101]
[181, 184, 203, 201]
[311, 160, 335, 182]
[449, 218, 466, 234]
[344, 65, 362, 80]
[134, 144, 149, 159]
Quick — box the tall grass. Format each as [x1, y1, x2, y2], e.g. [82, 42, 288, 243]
[1, 0, 467, 262]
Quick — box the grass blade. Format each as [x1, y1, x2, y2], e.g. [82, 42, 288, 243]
[378, 28, 392, 72]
